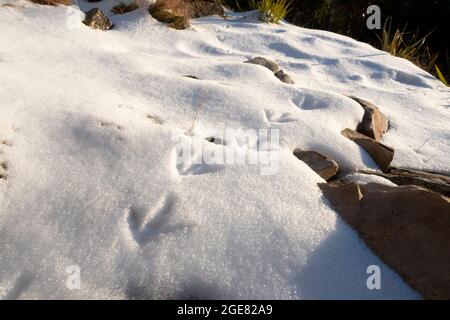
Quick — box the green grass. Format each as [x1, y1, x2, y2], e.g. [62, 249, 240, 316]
[377, 18, 433, 62]
[249, 0, 292, 24]
[435, 65, 449, 86]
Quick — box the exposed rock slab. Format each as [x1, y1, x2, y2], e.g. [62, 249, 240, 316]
[342, 128, 394, 172]
[350, 96, 389, 142]
[293, 149, 339, 181]
[319, 182, 450, 300]
[274, 70, 294, 84]
[169, 16, 190, 30]
[83, 9, 113, 31]
[244, 57, 279, 73]
[360, 168, 450, 197]
[185, 0, 225, 18]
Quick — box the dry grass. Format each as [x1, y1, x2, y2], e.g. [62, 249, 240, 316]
[28, 0, 73, 6]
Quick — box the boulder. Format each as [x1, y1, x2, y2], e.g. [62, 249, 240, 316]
[361, 168, 450, 197]
[185, 0, 225, 18]
[342, 128, 394, 172]
[349, 96, 389, 142]
[169, 16, 190, 30]
[319, 182, 450, 300]
[150, 7, 178, 23]
[274, 70, 294, 84]
[83, 9, 113, 31]
[244, 57, 279, 73]
[293, 149, 339, 181]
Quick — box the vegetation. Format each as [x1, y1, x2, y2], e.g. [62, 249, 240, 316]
[249, 0, 292, 24]
[221, 0, 450, 83]
[435, 65, 449, 86]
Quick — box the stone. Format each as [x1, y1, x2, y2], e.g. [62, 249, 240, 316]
[244, 57, 279, 73]
[349, 96, 389, 142]
[360, 168, 450, 197]
[293, 149, 339, 181]
[186, 0, 225, 18]
[319, 182, 450, 300]
[150, 8, 178, 23]
[169, 16, 190, 30]
[83, 9, 113, 31]
[342, 128, 394, 172]
[274, 70, 294, 84]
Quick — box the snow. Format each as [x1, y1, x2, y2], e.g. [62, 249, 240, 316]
[1, 0, 448, 299]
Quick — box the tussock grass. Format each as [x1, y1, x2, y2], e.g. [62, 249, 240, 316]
[249, 0, 292, 24]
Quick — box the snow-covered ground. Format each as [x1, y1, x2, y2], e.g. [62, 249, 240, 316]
[0, 1, 448, 299]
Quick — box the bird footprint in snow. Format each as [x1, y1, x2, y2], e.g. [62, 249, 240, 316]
[126, 193, 189, 245]
[264, 109, 297, 124]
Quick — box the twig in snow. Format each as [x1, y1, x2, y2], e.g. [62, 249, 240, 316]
[185, 89, 208, 136]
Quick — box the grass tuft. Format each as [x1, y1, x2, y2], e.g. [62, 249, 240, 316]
[249, 0, 292, 24]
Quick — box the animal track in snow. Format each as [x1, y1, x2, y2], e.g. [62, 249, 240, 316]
[146, 114, 164, 125]
[0, 160, 8, 180]
[173, 143, 224, 176]
[177, 162, 224, 176]
[0, 137, 12, 181]
[3, 272, 34, 300]
[100, 121, 122, 130]
[264, 109, 297, 124]
[126, 193, 189, 245]
[0, 138, 13, 146]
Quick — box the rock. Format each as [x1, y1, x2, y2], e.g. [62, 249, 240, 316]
[185, 0, 225, 18]
[169, 16, 190, 30]
[83, 9, 113, 31]
[342, 128, 394, 172]
[30, 0, 72, 5]
[360, 168, 450, 197]
[293, 149, 339, 181]
[349, 96, 389, 142]
[319, 182, 450, 300]
[274, 70, 294, 84]
[150, 7, 178, 23]
[244, 57, 279, 73]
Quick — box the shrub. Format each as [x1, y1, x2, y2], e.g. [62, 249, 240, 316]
[249, 0, 292, 24]
[378, 18, 432, 60]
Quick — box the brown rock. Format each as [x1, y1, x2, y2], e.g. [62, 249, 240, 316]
[169, 16, 190, 30]
[185, 0, 225, 18]
[29, 0, 72, 5]
[150, 7, 178, 23]
[319, 182, 450, 300]
[350, 96, 389, 142]
[293, 149, 339, 181]
[361, 168, 450, 197]
[342, 128, 394, 172]
[83, 9, 113, 31]
[244, 57, 279, 73]
[274, 70, 294, 84]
